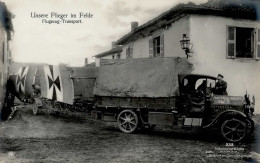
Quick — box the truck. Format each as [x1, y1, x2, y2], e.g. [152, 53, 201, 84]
[92, 57, 255, 143]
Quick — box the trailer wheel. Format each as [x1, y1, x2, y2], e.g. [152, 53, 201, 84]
[117, 110, 138, 134]
[220, 118, 247, 142]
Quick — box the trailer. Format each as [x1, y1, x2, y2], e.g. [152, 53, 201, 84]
[9, 64, 99, 114]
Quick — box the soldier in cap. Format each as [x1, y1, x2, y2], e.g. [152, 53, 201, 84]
[213, 74, 227, 95]
[32, 84, 41, 97]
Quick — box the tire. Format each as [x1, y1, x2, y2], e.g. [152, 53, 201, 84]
[220, 118, 247, 142]
[117, 110, 139, 134]
[245, 118, 255, 136]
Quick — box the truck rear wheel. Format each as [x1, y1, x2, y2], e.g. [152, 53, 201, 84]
[220, 118, 247, 142]
[117, 110, 138, 134]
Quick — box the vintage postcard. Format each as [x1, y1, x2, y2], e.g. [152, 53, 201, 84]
[0, 0, 259, 162]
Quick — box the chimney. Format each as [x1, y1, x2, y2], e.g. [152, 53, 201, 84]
[111, 41, 117, 49]
[85, 58, 88, 66]
[131, 22, 138, 32]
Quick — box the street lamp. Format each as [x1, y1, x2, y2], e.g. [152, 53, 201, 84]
[180, 34, 192, 58]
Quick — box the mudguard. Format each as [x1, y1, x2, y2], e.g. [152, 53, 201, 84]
[203, 110, 249, 128]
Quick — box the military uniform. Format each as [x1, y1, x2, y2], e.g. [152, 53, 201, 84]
[32, 85, 41, 97]
[214, 80, 227, 95]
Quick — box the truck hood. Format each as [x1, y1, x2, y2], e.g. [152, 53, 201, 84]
[211, 95, 245, 106]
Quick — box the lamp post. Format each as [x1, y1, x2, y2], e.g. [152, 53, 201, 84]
[180, 34, 192, 58]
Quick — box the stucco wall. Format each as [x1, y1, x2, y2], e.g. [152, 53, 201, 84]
[190, 15, 260, 113]
[0, 26, 8, 113]
[95, 58, 100, 67]
[164, 16, 190, 58]
[96, 55, 114, 67]
[121, 37, 149, 59]
[100, 55, 113, 59]
[121, 16, 190, 59]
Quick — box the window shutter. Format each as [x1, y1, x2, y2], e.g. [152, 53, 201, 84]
[256, 28, 260, 59]
[130, 46, 133, 58]
[126, 47, 129, 58]
[160, 34, 164, 57]
[227, 27, 236, 58]
[149, 38, 153, 57]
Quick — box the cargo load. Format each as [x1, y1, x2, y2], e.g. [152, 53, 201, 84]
[69, 67, 99, 101]
[93, 57, 193, 97]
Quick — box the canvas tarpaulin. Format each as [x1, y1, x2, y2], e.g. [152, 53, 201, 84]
[93, 57, 193, 97]
[69, 67, 99, 100]
[38, 65, 74, 105]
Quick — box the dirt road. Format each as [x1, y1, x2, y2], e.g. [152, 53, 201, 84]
[0, 106, 259, 163]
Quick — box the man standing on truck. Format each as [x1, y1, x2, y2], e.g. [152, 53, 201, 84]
[213, 74, 227, 95]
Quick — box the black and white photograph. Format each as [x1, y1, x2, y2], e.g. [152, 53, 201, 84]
[0, 0, 260, 162]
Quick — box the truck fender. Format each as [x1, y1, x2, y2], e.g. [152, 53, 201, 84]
[202, 110, 248, 129]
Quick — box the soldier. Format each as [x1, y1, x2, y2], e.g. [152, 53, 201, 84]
[197, 80, 207, 92]
[32, 84, 41, 97]
[214, 74, 228, 95]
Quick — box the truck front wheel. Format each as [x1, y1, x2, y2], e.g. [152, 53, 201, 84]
[220, 118, 247, 142]
[117, 110, 138, 134]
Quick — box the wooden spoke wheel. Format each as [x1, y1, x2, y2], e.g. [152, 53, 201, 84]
[220, 118, 247, 142]
[117, 110, 138, 134]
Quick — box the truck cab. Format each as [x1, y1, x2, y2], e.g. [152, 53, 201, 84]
[178, 74, 218, 115]
[177, 74, 255, 142]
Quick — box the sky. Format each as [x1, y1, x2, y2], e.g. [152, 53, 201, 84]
[2, 0, 207, 66]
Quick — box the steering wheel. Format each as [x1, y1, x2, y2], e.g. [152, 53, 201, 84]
[193, 90, 205, 100]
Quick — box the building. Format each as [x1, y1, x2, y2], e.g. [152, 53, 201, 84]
[93, 0, 260, 113]
[94, 41, 122, 67]
[0, 1, 14, 120]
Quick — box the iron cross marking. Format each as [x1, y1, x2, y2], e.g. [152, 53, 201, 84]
[16, 67, 26, 93]
[47, 65, 61, 101]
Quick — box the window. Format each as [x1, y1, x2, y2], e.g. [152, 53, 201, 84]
[227, 26, 255, 59]
[116, 53, 121, 59]
[257, 29, 260, 59]
[149, 34, 164, 57]
[126, 46, 133, 58]
[112, 55, 115, 59]
[0, 72, 2, 86]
